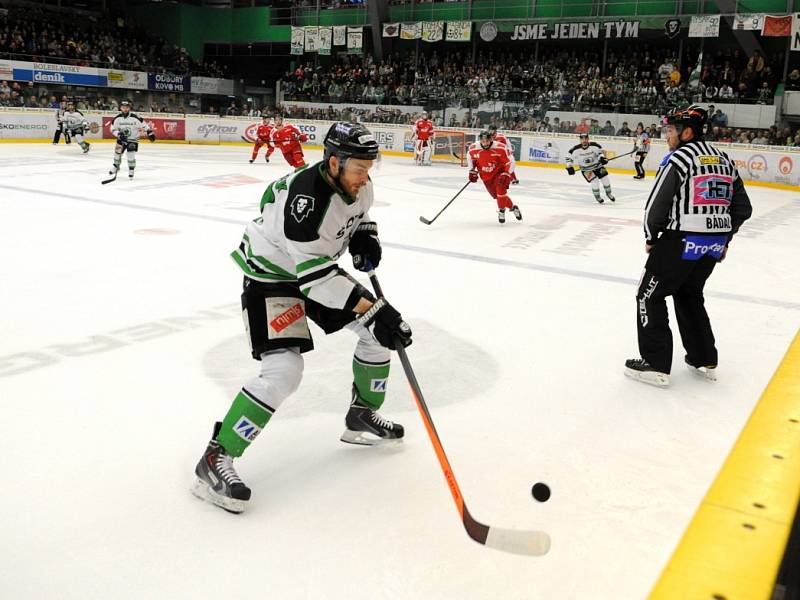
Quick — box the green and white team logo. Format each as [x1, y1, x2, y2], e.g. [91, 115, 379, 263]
[290, 194, 315, 223]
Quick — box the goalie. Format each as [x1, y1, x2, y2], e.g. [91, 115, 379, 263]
[412, 112, 435, 166]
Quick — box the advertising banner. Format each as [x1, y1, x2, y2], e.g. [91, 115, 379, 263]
[106, 69, 148, 90]
[190, 76, 235, 95]
[0, 111, 54, 138]
[31, 63, 108, 86]
[147, 73, 191, 93]
[5, 61, 108, 86]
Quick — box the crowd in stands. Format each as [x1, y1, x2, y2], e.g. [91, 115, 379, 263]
[0, 3, 226, 77]
[282, 46, 785, 115]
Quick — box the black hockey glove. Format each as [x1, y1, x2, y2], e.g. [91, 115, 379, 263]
[116, 133, 128, 145]
[147, 131, 156, 142]
[599, 156, 608, 165]
[348, 222, 381, 272]
[357, 298, 412, 350]
[566, 166, 575, 175]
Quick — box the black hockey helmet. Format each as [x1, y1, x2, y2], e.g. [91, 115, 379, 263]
[323, 122, 380, 163]
[662, 104, 707, 137]
[579, 132, 590, 139]
[120, 100, 131, 110]
[479, 130, 493, 143]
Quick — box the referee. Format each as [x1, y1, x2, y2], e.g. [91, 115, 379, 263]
[625, 105, 753, 387]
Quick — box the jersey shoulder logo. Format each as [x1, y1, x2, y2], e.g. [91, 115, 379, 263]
[289, 194, 315, 223]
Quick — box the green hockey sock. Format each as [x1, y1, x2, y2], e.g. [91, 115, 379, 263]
[216, 388, 274, 457]
[352, 356, 390, 410]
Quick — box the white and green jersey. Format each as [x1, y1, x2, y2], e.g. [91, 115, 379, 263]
[62, 110, 88, 132]
[566, 142, 604, 172]
[110, 112, 151, 141]
[232, 162, 374, 310]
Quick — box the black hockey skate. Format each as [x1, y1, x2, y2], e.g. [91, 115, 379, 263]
[249, 158, 255, 163]
[511, 205, 523, 220]
[340, 386, 404, 446]
[192, 422, 251, 513]
[595, 196, 604, 204]
[128, 169, 134, 179]
[497, 209, 506, 224]
[624, 358, 669, 387]
[607, 195, 616, 202]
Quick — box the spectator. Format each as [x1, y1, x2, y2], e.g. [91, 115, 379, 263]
[616, 121, 632, 137]
[710, 108, 728, 127]
[600, 120, 615, 136]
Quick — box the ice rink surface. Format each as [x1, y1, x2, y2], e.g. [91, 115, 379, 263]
[1, 142, 798, 599]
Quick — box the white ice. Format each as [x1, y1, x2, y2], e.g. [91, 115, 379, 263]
[1, 143, 798, 600]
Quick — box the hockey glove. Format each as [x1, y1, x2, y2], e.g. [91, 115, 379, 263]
[147, 131, 156, 142]
[497, 172, 512, 192]
[599, 156, 608, 165]
[349, 222, 381, 272]
[566, 166, 575, 175]
[468, 170, 479, 183]
[357, 298, 412, 350]
[116, 133, 128, 145]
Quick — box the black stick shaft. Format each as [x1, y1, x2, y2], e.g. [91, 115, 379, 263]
[420, 181, 471, 225]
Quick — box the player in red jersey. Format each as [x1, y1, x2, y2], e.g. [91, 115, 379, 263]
[467, 130, 522, 224]
[270, 115, 309, 170]
[412, 112, 435, 166]
[488, 124, 519, 184]
[249, 116, 275, 164]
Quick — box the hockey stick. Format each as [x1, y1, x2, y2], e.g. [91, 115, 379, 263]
[102, 142, 128, 184]
[365, 267, 551, 557]
[605, 150, 636, 163]
[419, 181, 471, 225]
[101, 169, 119, 185]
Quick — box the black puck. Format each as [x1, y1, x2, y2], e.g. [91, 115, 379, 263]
[531, 482, 551, 502]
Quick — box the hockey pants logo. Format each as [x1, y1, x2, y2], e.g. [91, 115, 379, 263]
[638, 275, 658, 327]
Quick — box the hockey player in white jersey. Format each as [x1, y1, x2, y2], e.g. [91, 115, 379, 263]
[565, 133, 616, 203]
[61, 101, 91, 154]
[191, 122, 412, 514]
[109, 101, 155, 179]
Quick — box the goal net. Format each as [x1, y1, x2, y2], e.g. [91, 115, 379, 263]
[431, 131, 468, 167]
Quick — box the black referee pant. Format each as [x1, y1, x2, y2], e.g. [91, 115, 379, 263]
[636, 232, 724, 374]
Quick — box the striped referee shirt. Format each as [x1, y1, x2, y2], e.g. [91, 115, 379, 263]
[643, 139, 752, 244]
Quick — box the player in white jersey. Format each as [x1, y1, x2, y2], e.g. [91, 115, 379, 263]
[565, 133, 615, 203]
[191, 122, 412, 514]
[109, 101, 156, 179]
[61, 102, 91, 154]
[52, 106, 71, 145]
